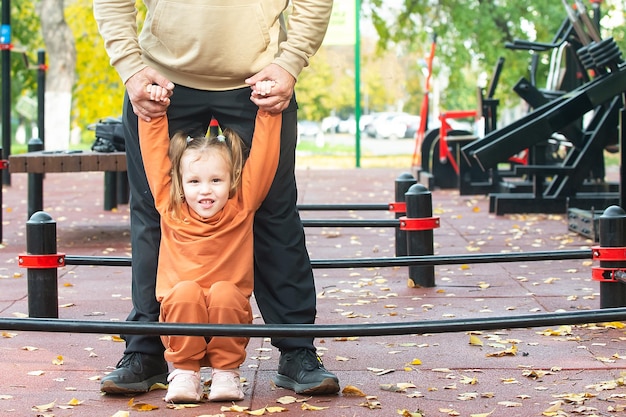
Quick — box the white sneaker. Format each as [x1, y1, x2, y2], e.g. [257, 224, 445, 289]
[164, 369, 203, 403]
[209, 369, 244, 402]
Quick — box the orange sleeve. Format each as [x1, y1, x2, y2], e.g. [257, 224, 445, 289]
[241, 110, 282, 209]
[138, 116, 172, 214]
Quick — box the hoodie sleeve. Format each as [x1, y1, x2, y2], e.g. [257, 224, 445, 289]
[273, 0, 333, 79]
[241, 111, 282, 209]
[93, 0, 146, 84]
[138, 116, 173, 214]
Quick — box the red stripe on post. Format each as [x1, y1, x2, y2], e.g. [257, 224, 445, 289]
[18, 253, 66, 269]
[399, 216, 440, 231]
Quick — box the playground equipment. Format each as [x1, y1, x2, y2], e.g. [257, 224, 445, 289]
[415, 0, 618, 207]
[461, 0, 624, 218]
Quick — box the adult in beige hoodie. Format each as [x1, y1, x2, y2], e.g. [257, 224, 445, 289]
[93, 0, 339, 397]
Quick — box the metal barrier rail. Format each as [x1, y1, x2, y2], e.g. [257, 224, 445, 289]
[302, 219, 399, 227]
[64, 249, 591, 268]
[2, 307, 625, 336]
[297, 203, 389, 211]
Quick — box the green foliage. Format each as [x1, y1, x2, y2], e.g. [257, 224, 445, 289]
[66, 0, 125, 137]
[365, 0, 620, 114]
[2, 1, 43, 113]
[8, 0, 626, 142]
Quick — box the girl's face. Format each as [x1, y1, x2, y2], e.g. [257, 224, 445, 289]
[180, 150, 231, 219]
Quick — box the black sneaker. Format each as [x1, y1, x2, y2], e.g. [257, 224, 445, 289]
[273, 348, 340, 395]
[100, 352, 169, 394]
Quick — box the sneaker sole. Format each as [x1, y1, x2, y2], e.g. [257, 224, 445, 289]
[100, 372, 169, 394]
[209, 392, 245, 402]
[273, 375, 340, 395]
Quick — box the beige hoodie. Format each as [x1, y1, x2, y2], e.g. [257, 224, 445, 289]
[93, 0, 333, 90]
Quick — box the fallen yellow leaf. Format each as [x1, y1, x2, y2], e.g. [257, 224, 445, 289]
[276, 395, 298, 404]
[31, 400, 56, 412]
[265, 406, 288, 413]
[469, 334, 483, 346]
[342, 385, 366, 397]
[67, 398, 83, 406]
[301, 402, 329, 411]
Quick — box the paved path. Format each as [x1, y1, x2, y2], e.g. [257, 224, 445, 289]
[0, 168, 625, 416]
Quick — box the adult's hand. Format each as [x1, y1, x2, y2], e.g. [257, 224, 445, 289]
[245, 64, 296, 114]
[126, 67, 175, 121]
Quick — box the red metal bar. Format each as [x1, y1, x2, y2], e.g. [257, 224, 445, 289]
[19, 253, 65, 269]
[388, 202, 406, 213]
[399, 216, 440, 231]
[592, 246, 626, 261]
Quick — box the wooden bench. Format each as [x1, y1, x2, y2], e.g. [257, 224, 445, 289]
[8, 150, 128, 216]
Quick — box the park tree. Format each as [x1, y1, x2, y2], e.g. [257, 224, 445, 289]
[37, 0, 76, 150]
[365, 0, 625, 115]
[1, 1, 42, 143]
[65, 0, 125, 134]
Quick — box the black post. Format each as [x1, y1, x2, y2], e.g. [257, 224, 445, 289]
[405, 184, 435, 287]
[26, 211, 59, 318]
[37, 49, 45, 148]
[27, 138, 44, 218]
[394, 172, 416, 256]
[1, 0, 11, 186]
[104, 171, 118, 210]
[598, 205, 626, 308]
[116, 171, 129, 205]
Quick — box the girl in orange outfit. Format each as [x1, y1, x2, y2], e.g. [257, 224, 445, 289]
[138, 82, 280, 403]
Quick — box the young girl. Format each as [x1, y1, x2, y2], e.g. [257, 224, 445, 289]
[138, 82, 280, 403]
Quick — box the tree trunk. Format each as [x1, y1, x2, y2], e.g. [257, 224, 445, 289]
[37, 0, 76, 150]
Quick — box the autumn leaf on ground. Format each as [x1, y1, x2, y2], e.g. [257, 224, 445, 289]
[501, 378, 520, 384]
[221, 404, 249, 412]
[522, 369, 552, 379]
[599, 321, 625, 329]
[459, 375, 478, 385]
[166, 403, 201, 410]
[367, 367, 395, 375]
[301, 402, 329, 411]
[59, 303, 75, 308]
[537, 326, 572, 336]
[542, 400, 562, 415]
[342, 385, 366, 396]
[359, 396, 381, 409]
[130, 401, 159, 411]
[497, 400, 522, 407]
[398, 409, 425, 416]
[21, 346, 38, 351]
[28, 370, 45, 376]
[31, 400, 56, 412]
[66, 398, 83, 406]
[553, 392, 596, 404]
[110, 412, 130, 417]
[52, 355, 64, 365]
[486, 344, 517, 357]
[458, 392, 478, 401]
[469, 334, 483, 346]
[586, 377, 624, 391]
[99, 335, 125, 342]
[380, 383, 416, 393]
[276, 395, 299, 404]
